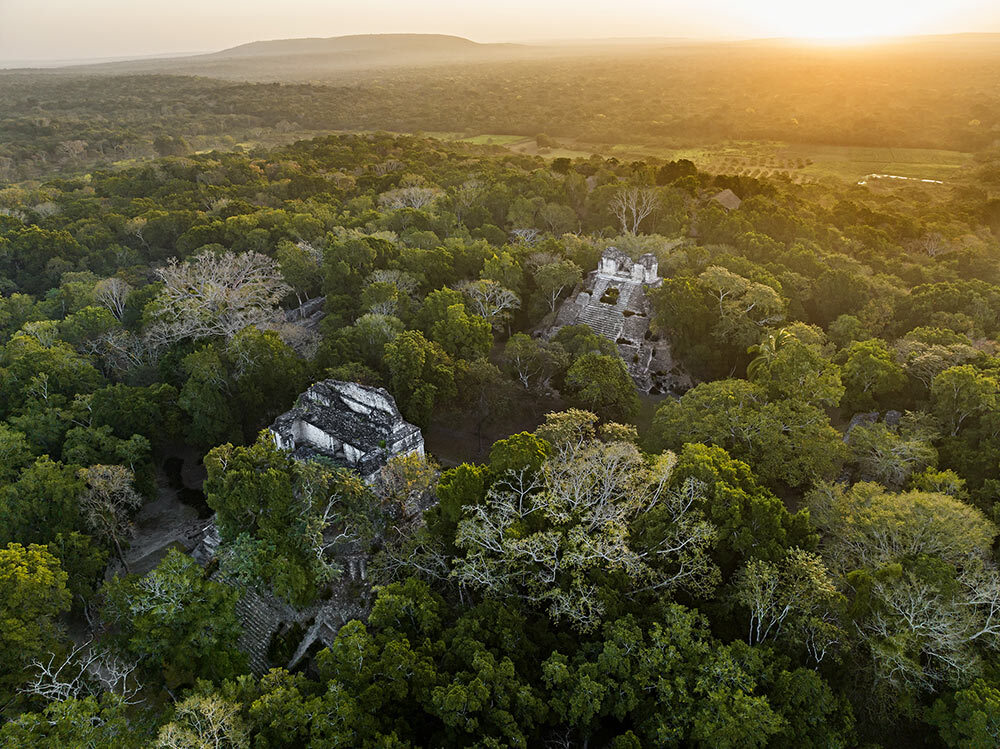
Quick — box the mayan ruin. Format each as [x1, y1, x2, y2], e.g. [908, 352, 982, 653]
[269, 379, 425, 482]
[548, 246, 687, 393]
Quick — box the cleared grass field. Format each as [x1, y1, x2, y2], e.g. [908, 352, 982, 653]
[459, 134, 529, 146]
[424, 132, 527, 146]
[661, 142, 972, 183]
[172, 129, 972, 187]
[436, 133, 974, 184]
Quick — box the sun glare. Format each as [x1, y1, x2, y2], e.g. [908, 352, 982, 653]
[748, 0, 948, 42]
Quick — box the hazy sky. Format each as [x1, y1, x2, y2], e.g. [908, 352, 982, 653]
[1, 0, 998, 62]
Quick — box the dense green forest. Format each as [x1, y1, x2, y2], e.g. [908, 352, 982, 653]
[2, 103, 1000, 746]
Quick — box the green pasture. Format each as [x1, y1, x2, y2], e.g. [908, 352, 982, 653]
[435, 133, 974, 184]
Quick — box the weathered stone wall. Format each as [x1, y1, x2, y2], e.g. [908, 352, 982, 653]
[335, 380, 396, 416]
[597, 249, 658, 284]
[299, 420, 343, 456]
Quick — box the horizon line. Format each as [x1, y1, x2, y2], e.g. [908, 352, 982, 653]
[2, 29, 998, 69]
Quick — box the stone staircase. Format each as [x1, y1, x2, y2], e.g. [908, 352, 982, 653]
[230, 586, 294, 676]
[196, 526, 376, 677]
[578, 304, 623, 340]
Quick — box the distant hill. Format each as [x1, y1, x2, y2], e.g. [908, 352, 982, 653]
[205, 34, 487, 59]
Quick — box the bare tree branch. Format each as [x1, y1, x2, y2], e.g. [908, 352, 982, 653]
[609, 186, 659, 235]
[147, 251, 290, 345]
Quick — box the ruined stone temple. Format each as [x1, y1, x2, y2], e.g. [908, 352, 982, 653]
[192, 380, 426, 675]
[549, 246, 687, 393]
[269, 379, 425, 482]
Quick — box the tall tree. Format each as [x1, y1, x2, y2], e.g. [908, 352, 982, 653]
[155, 694, 249, 749]
[383, 330, 456, 428]
[534, 260, 582, 312]
[147, 250, 289, 346]
[699, 266, 785, 349]
[564, 352, 640, 422]
[609, 187, 660, 234]
[838, 339, 906, 412]
[747, 330, 843, 408]
[455, 424, 717, 631]
[652, 380, 846, 490]
[429, 303, 492, 361]
[101, 549, 245, 687]
[931, 364, 1000, 436]
[203, 434, 364, 606]
[0, 543, 70, 701]
[77, 465, 143, 572]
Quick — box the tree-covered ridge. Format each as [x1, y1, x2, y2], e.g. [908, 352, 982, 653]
[1, 131, 1000, 745]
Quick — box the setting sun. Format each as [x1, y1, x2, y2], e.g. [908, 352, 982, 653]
[743, 0, 958, 41]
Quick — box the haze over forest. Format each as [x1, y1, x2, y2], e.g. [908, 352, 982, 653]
[4, 0, 999, 62]
[3, 4, 1000, 748]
